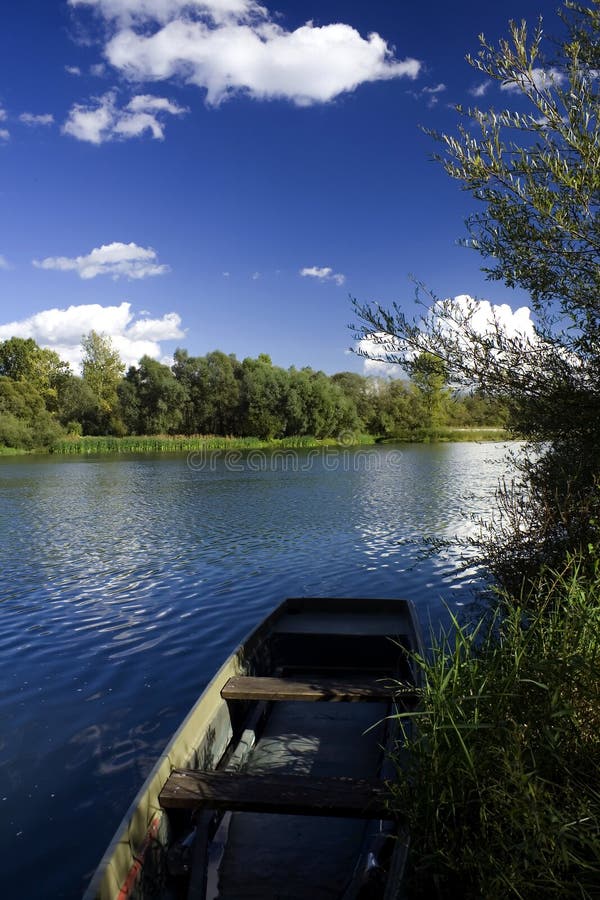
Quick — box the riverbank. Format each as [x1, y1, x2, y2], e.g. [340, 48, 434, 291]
[0, 426, 510, 456]
[392, 551, 600, 897]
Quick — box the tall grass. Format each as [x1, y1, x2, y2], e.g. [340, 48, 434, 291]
[50, 433, 376, 454]
[390, 552, 600, 898]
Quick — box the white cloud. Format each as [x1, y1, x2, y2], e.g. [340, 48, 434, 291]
[300, 265, 345, 287]
[126, 311, 183, 339]
[0, 301, 185, 371]
[408, 82, 446, 107]
[501, 67, 566, 93]
[69, 0, 421, 106]
[451, 294, 535, 340]
[19, 112, 55, 126]
[0, 255, 10, 270]
[357, 294, 537, 375]
[33, 241, 169, 280]
[65, 65, 83, 75]
[90, 62, 107, 76]
[422, 82, 445, 95]
[469, 81, 490, 98]
[62, 90, 187, 143]
[251, 271, 261, 280]
[0, 107, 7, 121]
[69, 0, 258, 26]
[357, 332, 402, 377]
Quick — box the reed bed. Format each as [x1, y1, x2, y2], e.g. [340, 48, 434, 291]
[390, 552, 600, 898]
[50, 433, 376, 454]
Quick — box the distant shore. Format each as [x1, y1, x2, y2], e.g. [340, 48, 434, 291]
[0, 427, 511, 456]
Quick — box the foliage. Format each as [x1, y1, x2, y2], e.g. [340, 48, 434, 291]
[120, 356, 186, 435]
[409, 352, 451, 431]
[353, 1, 600, 581]
[391, 552, 600, 899]
[0, 336, 507, 451]
[0, 376, 64, 449]
[0, 336, 71, 412]
[81, 330, 126, 434]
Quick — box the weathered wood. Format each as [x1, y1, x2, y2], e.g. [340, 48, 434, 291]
[159, 769, 396, 820]
[221, 675, 418, 704]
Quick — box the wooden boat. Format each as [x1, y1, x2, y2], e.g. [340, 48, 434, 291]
[83, 596, 423, 900]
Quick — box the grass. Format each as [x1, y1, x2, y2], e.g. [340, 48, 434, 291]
[49, 433, 377, 454]
[0, 445, 30, 455]
[390, 551, 600, 898]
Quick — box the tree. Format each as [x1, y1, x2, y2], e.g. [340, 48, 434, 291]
[353, 2, 600, 583]
[239, 356, 288, 439]
[0, 337, 71, 412]
[172, 349, 241, 434]
[0, 377, 64, 449]
[120, 356, 186, 434]
[81, 331, 125, 434]
[410, 353, 450, 431]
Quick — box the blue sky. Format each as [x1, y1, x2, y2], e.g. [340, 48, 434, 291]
[0, 0, 560, 373]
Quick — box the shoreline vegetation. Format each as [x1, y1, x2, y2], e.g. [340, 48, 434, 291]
[0, 426, 511, 456]
[0, 335, 509, 455]
[393, 551, 600, 897]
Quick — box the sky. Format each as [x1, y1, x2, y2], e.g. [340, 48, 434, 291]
[0, 0, 562, 374]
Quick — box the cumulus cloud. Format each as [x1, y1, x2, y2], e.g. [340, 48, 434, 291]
[62, 90, 187, 143]
[357, 294, 537, 375]
[501, 67, 566, 93]
[33, 241, 169, 280]
[19, 112, 55, 126]
[300, 266, 345, 287]
[69, 0, 258, 25]
[69, 0, 421, 106]
[65, 65, 83, 75]
[451, 294, 535, 339]
[0, 301, 185, 371]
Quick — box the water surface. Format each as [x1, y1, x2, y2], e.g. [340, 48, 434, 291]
[0, 442, 513, 898]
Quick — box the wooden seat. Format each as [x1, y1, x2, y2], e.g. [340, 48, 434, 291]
[221, 675, 418, 704]
[158, 769, 397, 820]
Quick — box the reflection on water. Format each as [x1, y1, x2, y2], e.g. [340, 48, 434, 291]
[0, 443, 514, 898]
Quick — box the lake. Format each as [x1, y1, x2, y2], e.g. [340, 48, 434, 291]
[0, 442, 514, 898]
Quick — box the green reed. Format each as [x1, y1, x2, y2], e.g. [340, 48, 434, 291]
[50, 433, 377, 454]
[390, 552, 600, 898]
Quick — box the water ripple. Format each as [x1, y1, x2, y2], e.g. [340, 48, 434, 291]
[0, 444, 516, 898]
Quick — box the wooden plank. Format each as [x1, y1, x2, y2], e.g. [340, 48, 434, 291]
[159, 769, 397, 820]
[221, 675, 418, 704]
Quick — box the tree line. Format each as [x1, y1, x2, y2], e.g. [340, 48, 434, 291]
[0, 333, 505, 450]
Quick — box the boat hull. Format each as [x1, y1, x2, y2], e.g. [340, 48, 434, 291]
[83, 597, 422, 900]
